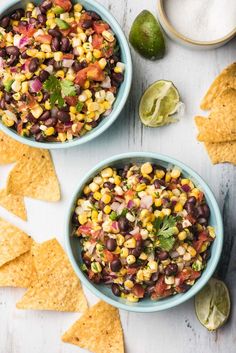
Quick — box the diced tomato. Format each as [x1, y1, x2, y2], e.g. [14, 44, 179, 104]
[65, 96, 78, 106]
[154, 276, 168, 296]
[133, 233, 142, 241]
[193, 230, 211, 252]
[177, 268, 201, 285]
[35, 34, 52, 44]
[77, 223, 92, 236]
[92, 34, 104, 49]
[91, 230, 102, 240]
[125, 190, 135, 198]
[186, 214, 197, 224]
[75, 67, 88, 86]
[53, 0, 72, 12]
[13, 24, 36, 37]
[60, 28, 71, 37]
[63, 53, 74, 59]
[93, 21, 109, 34]
[104, 249, 115, 262]
[198, 191, 204, 202]
[127, 267, 138, 275]
[86, 62, 105, 81]
[16, 121, 23, 135]
[102, 44, 114, 58]
[132, 284, 145, 298]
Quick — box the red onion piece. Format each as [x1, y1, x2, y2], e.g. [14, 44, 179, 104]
[29, 78, 42, 93]
[127, 199, 135, 209]
[101, 76, 111, 88]
[111, 221, 119, 231]
[140, 195, 153, 209]
[103, 109, 112, 116]
[62, 59, 74, 68]
[19, 36, 29, 48]
[45, 65, 53, 74]
[110, 201, 120, 211]
[130, 226, 140, 235]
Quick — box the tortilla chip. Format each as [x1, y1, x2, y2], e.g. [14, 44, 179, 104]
[0, 189, 27, 221]
[0, 217, 32, 267]
[0, 130, 29, 164]
[201, 62, 236, 110]
[204, 141, 236, 165]
[16, 239, 87, 312]
[0, 250, 36, 287]
[62, 301, 124, 353]
[6, 149, 60, 202]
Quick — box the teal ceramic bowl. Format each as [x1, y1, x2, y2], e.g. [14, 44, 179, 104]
[0, 0, 132, 149]
[65, 152, 223, 312]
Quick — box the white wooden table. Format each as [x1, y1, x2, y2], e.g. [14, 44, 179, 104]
[0, 1, 236, 352]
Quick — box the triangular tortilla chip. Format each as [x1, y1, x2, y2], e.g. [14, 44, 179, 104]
[0, 189, 27, 221]
[0, 217, 32, 267]
[62, 301, 124, 353]
[0, 130, 29, 164]
[201, 62, 236, 110]
[6, 149, 60, 202]
[195, 88, 236, 142]
[16, 239, 87, 312]
[204, 141, 236, 165]
[0, 250, 36, 287]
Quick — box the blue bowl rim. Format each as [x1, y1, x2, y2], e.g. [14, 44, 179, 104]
[0, 0, 132, 149]
[65, 151, 223, 312]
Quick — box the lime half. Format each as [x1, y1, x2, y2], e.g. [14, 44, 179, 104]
[195, 278, 230, 331]
[139, 80, 181, 127]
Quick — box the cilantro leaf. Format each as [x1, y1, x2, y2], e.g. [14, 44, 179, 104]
[44, 75, 60, 91]
[61, 79, 76, 97]
[159, 236, 176, 251]
[76, 102, 84, 112]
[154, 215, 177, 238]
[44, 75, 66, 108]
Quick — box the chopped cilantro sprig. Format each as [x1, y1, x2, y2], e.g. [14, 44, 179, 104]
[153, 215, 180, 251]
[43, 75, 76, 108]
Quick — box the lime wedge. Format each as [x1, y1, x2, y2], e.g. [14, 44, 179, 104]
[195, 278, 230, 331]
[139, 80, 181, 127]
[129, 10, 165, 60]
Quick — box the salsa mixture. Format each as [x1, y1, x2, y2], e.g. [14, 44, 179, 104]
[73, 162, 216, 302]
[0, 0, 124, 142]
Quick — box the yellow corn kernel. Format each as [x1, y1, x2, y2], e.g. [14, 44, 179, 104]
[102, 30, 115, 42]
[98, 58, 107, 69]
[154, 210, 164, 219]
[79, 213, 87, 225]
[141, 162, 153, 175]
[140, 209, 150, 220]
[162, 208, 172, 216]
[56, 70, 65, 79]
[74, 3, 83, 12]
[58, 132, 67, 142]
[143, 268, 152, 281]
[26, 49, 38, 57]
[12, 92, 21, 101]
[133, 198, 140, 207]
[181, 178, 189, 185]
[44, 127, 55, 136]
[114, 175, 121, 185]
[148, 260, 158, 273]
[87, 102, 99, 112]
[124, 238, 136, 249]
[93, 49, 102, 59]
[104, 205, 111, 214]
[69, 106, 76, 114]
[155, 198, 162, 207]
[42, 101, 51, 111]
[178, 231, 187, 241]
[103, 101, 111, 110]
[2, 115, 14, 127]
[91, 210, 98, 220]
[101, 167, 113, 178]
[113, 246, 121, 255]
[174, 202, 183, 213]
[146, 222, 153, 232]
[45, 52, 54, 59]
[171, 168, 181, 179]
[139, 252, 148, 260]
[66, 72, 76, 81]
[83, 185, 91, 195]
[46, 19, 56, 28]
[35, 52, 46, 60]
[41, 44, 51, 53]
[124, 280, 134, 289]
[200, 242, 209, 253]
[113, 277, 124, 285]
[11, 20, 19, 26]
[91, 262, 102, 273]
[47, 11, 55, 19]
[6, 33, 13, 43]
[54, 51, 63, 61]
[31, 105, 43, 119]
[136, 183, 146, 192]
[37, 91, 43, 103]
[187, 246, 197, 257]
[101, 193, 111, 204]
[165, 172, 171, 182]
[86, 51, 93, 62]
[208, 226, 216, 239]
[126, 255, 136, 265]
[190, 188, 201, 199]
[114, 66, 122, 74]
[26, 2, 34, 11]
[117, 234, 125, 246]
[127, 293, 139, 302]
[93, 191, 101, 201]
[120, 247, 129, 258]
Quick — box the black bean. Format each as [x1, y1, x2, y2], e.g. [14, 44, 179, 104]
[0, 98, 6, 110]
[151, 272, 159, 282]
[82, 19, 93, 29]
[106, 238, 117, 252]
[21, 93, 27, 101]
[198, 217, 208, 226]
[0, 48, 6, 58]
[41, 0, 52, 10]
[61, 105, 69, 112]
[40, 111, 51, 121]
[103, 182, 115, 190]
[26, 11, 32, 18]
[187, 196, 197, 205]
[30, 124, 41, 135]
[39, 70, 50, 82]
[48, 28, 62, 38]
[154, 179, 165, 188]
[53, 59, 62, 70]
[29, 17, 38, 26]
[5, 25, 13, 33]
[44, 117, 58, 127]
[21, 50, 29, 59]
[57, 110, 70, 123]
[111, 283, 121, 297]
[19, 20, 28, 27]
[202, 204, 210, 218]
[178, 283, 191, 293]
[37, 14, 46, 25]
[110, 259, 122, 272]
[140, 177, 150, 184]
[51, 37, 60, 52]
[184, 201, 195, 214]
[60, 37, 70, 52]
[10, 8, 24, 20]
[112, 72, 124, 83]
[89, 120, 99, 128]
[8, 55, 18, 66]
[4, 92, 12, 103]
[6, 46, 19, 57]
[41, 91, 50, 103]
[86, 11, 101, 20]
[0, 17, 10, 29]
[131, 246, 142, 258]
[146, 285, 155, 295]
[29, 58, 39, 73]
[51, 107, 58, 118]
[165, 263, 178, 276]
[35, 132, 44, 141]
[157, 251, 169, 261]
[26, 113, 36, 122]
[72, 61, 83, 72]
[118, 216, 130, 232]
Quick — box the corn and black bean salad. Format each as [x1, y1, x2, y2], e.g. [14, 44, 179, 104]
[73, 162, 216, 302]
[0, 0, 124, 142]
